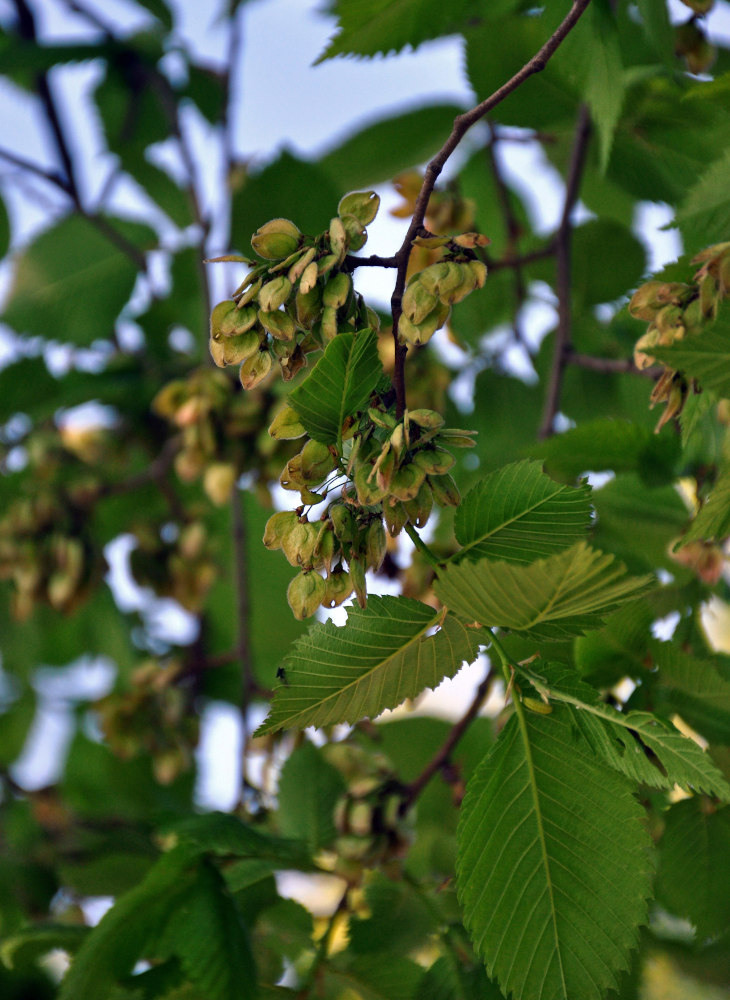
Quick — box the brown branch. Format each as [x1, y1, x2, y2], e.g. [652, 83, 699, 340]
[566, 351, 654, 376]
[399, 667, 494, 815]
[538, 102, 592, 439]
[388, 0, 593, 417]
[0, 145, 71, 193]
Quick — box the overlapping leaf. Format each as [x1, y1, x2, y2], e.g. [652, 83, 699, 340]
[453, 460, 592, 565]
[651, 640, 730, 745]
[675, 145, 730, 256]
[457, 707, 652, 1000]
[651, 310, 730, 398]
[256, 595, 480, 733]
[520, 663, 730, 798]
[289, 327, 381, 445]
[678, 466, 730, 547]
[435, 542, 653, 640]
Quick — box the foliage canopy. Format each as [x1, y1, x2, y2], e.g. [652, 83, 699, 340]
[2, 1, 730, 999]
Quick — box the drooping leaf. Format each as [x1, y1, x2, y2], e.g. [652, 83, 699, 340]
[288, 328, 381, 444]
[434, 542, 654, 640]
[530, 419, 679, 483]
[256, 596, 480, 733]
[651, 307, 730, 398]
[651, 640, 730, 745]
[318, 104, 464, 190]
[520, 662, 730, 798]
[677, 466, 730, 547]
[156, 859, 256, 1000]
[675, 146, 730, 257]
[1, 215, 155, 347]
[58, 845, 198, 1000]
[457, 706, 652, 1000]
[317, 0, 482, 61]
[276, 742, 346, 851]
[452, 460, 592, 565]
[656, 798, 730, 940]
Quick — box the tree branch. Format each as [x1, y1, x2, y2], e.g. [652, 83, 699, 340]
[399, 666, 494, 814]
[538, 102, 592, 439]
[389, 0, 593, 417]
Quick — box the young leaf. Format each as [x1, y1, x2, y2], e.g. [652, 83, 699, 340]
[434, 542, 654, 640]
[656, 798, 730, 939]
[452, 460, 592, 565]
[289, 328, 381, 445]
[256, 596, 480, 733]
[457, 706, 652, 1000]
[520, 662, 730, 799]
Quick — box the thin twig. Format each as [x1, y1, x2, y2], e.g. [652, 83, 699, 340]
[0, 145, 71, 193]
[389, 0, 593, 418]
[400, 668, 494, 814]
[538, 102, 592, 439]
[566, 351, 651, 376]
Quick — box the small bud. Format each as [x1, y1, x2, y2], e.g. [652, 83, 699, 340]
[251, 218, 301, 260]
[452, 231, 490, 249]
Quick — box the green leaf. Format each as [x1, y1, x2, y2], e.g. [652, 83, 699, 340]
[348, 873, 438, 956]
[675, 145, 730, 257]
[317, 0, 480, 61]
[157, 859, 256, 1000]
[0, 925, 87, 971]
[520, 662, 730, 798]
[530, 419, 679, 483]
[1, 215, 155, 347]
[434, 542, 654, 641]
[324, 953, 424, 1000]
[230, 151, 341, 254]
[0, 357, 70, 419]
[257, 596, 480, 733]
[163, 811, 311, 868]
[58, 845, 198, 1000]
[318, 104, 464, 190]
[677, 466, 730, 547]
[453, 460, 592, 565]
[636, 0, 674, 64]
[288, 328, 381, 445]
[276, 742, 346, 851]
[651, 309, 730, 398]
[0, 683, 35, 767]
[652, 640, 730, 745]
[457, 706, 652, 1000]
[656, 798, 730, 939]
[571, 220, 646, 306]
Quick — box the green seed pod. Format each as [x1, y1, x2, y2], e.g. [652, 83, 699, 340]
[330, 503, 357, 547]
[389, 462, 426, 502]
[441, 262, 477, 305]
[269, 405, 307, 440]
[300, 439, 335, 483]
[321, 305, 338, 344]
[412, 447, 455, 476]
[287, 570, 327, 620]
[453, 231, 490, 249]
[251, 218, 301, 260]
[239, 349, 272, 390]
[407, 408, 444, 430]
[398, 302, 450, 347]
[348, 555, 367, 608]
[428, 473, 461, 508]
[322, 271, 352, 309]
[220, 328, 262, 365]
[465, 258, 488, 289]
[258, 309, 296, 342]
[236, 276, 263, 308]
[437, 428, 478, 448]
[328, 216, 348, 263]
[317, 253, 339, 277]
[210, 300, 258, 340]
[296, 282, 323, 328]
[313, 524, 337, 573]
[338, 190, 380, 226]
[287, 245, 317, 284]
[354, 463, 388, 506]
[209, 336, 226, 368]
[365, 518, 387, 571]
[263, 510, 299, 551]
[403, 480, 433, 529]
[340, 213, 367, 252]
[322, 566, 353, 609]
[258, 275, 292, 312]
[402, 278, 439, 325]
[383, 499, 408, 537]
[417, 262, 450, 296]
[281, 518, 320, 568]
